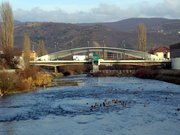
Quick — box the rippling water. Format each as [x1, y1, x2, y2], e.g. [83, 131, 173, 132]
[0, 75, 180, 135]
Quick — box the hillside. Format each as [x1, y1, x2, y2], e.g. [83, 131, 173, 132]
[77, 18, 172, 31]
[13, 19, 180, 54]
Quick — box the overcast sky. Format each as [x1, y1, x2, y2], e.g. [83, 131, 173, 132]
[5, 0, 180, 23]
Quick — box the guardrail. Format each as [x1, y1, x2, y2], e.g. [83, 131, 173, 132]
[90, 70, 136, 74]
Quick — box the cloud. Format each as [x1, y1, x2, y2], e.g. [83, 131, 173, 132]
[91, 3, 138, 21]
[139, 0, 180, 18]
[13, 0, 180, 23]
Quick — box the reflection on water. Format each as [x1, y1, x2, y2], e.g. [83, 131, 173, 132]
[0, 75, 180, 135]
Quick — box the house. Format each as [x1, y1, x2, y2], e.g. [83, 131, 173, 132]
[153, 46, 170, 59]
[21, 50, 37, 60]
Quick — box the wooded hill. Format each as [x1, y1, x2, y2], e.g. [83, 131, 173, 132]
[13, 18, 180, 54]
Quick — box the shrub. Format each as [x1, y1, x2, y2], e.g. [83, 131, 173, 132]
[0, 72, 28, 93]
[20, 66, 39, 79]
[0, 66, 52, 94]
[134, 68, 158, 79]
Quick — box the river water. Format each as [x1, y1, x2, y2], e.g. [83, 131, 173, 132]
[0, 75, 180, 135]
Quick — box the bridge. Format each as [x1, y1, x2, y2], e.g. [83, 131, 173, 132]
[30, 47, 171, 73]
[34, 47, 161, 61]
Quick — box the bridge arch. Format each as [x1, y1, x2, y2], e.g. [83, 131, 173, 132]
[36, 47, 160, 61]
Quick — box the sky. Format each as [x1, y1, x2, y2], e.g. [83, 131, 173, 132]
[3, 0, 180, 23]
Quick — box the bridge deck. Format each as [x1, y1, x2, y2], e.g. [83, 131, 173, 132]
[30, 59, 171, 67]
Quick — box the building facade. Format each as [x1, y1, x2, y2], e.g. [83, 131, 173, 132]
[21, 50, 37, 60]
[153, 46, 170, 59]
[170, 43, 180, 70]
[170, 42, 180, 58]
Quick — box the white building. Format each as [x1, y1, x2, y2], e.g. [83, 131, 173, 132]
[73, 55, 86, 61]
[153, 46, 170, 59]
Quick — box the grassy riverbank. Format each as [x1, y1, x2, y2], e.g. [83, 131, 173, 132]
[0, 66, 53, 96]
[130, 68, 180, 85]
[1, 65, 179, 98]
[0, 66, 81, 97]
[155, 70, 180, 85]
[88, 68, 180, 85]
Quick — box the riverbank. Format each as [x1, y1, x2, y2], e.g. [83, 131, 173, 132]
[0, 71, 80, 98]
[88, 69, 180, 85]
[1, 68, 179, 98]
[134, 68, 180, 85]
[155, 70, 180, 85]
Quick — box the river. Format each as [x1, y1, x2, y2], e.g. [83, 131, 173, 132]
[0, 75, 180, 135]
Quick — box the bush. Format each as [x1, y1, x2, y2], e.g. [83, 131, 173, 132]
[58, 65, 88, 75]
[0, 66, 52, 94]
[20, 66, 39, 79]
[0, 72, 28, 93]
[134, 68, 158, 79]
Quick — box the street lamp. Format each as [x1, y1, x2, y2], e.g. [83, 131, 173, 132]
[122, 40, 126, 60]
[33, 45, 35, 61]
[103, 41, 105, 59]
[122, 40, 125, 48]
[55, 41, 58, 59]
[71, 41, 74, 49]
[55, 42, 56, 53]
[87, 41, 89, 60]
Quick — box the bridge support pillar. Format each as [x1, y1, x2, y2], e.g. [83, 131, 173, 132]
[93, 63, 99, 73]
[92, 54, 100, 73]
[54, 66, 58, 74]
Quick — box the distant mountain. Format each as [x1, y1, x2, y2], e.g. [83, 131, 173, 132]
[13, 18, 180, 54]
[77, 18, 173, 31]
[14, 20, 27, 26]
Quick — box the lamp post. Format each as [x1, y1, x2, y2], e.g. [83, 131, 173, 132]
[33, 45, 35, 61]
[71, 41, 74, 49]
[87, 41, 89, 60]
[55, 41, 58, 59]
[55, 42, 56, 53]
[103, 40, 105, 60]
[122, 40, 126, 60]
[71, 41, 74, 60]
[55, 41, 58, 51]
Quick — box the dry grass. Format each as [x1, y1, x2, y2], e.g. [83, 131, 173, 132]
[0, 66, 51, 94]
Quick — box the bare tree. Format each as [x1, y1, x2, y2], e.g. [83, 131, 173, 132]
[103, 41, 107, 59]
[92, 41, 100, 57]
[23, 33, 30, 67]
[38, 40, 48, 57]
[0, 2, 16, 68]
[138, 23, 147, 52]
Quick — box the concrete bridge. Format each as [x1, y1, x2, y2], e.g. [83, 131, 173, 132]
[35, 47, 161, 61]
[30, 47, 171, 73]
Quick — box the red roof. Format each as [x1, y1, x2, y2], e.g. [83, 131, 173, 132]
[19, 50, 35, 54]
[154, 46, 170, 52]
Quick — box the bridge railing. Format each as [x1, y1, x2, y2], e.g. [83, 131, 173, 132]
[90, 70, 136, 74]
